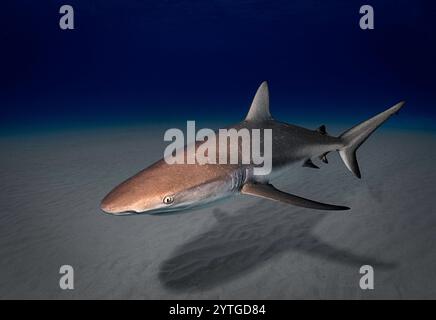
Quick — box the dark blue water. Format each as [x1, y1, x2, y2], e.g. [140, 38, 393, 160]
[2, 0, 436, 133]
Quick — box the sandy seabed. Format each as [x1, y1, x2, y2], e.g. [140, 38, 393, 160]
[0, 126, 435, 299]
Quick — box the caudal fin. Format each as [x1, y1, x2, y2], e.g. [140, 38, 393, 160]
[338, 101, 405, 178]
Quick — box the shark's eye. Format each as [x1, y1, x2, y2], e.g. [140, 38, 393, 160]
[163, 195, 174, 205]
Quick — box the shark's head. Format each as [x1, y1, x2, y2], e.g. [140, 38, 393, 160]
[100, 160, 237, 215]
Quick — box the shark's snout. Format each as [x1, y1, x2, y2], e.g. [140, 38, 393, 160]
[100, 196, 124, 215]
[100, 188, 138, 215]
[100, 175, 166, 215]
[100, 201, 117, 215]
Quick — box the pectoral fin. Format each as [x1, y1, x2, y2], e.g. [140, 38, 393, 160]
[241, 183, 350, 211]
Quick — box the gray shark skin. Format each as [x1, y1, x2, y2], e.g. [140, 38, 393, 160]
[101, 81, 404, 215]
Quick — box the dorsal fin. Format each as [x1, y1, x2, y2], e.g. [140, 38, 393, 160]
[245, 81, 273, 121]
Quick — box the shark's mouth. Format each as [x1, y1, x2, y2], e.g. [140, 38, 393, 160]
[101, 210, 138, 216]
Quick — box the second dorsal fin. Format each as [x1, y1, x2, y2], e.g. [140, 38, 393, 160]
[319, 153, 329, 164]
[317, 125, 327, 135]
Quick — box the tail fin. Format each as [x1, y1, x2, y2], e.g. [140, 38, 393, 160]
[338, 101, 405, 178]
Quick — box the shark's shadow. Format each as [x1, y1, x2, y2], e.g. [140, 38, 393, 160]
[158, 201, 396, 291]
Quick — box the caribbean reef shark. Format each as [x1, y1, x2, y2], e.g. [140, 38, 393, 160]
[101, 81, 404, 215]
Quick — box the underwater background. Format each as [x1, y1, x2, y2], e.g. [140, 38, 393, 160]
[1, 1, 436, 299]
[2, 0, 436, 132]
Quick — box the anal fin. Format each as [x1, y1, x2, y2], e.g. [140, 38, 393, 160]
[241, 183, 350, 211]
[303, 158, 319, 169]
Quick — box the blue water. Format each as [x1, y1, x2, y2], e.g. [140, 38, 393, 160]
[2, 0, 436, 133]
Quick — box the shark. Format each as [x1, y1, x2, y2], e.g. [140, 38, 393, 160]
[100, 81, 404, 215]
